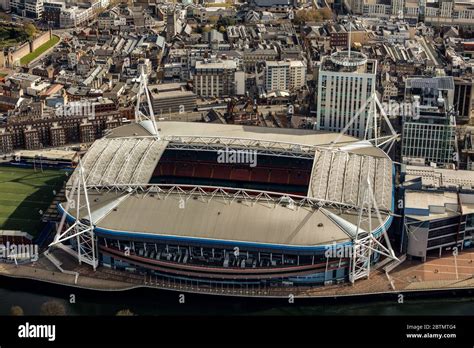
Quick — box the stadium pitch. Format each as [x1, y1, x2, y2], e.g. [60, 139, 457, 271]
[0, 166, 67, 235]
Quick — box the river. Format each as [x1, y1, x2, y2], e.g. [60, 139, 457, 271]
[1, 277, 474, 316]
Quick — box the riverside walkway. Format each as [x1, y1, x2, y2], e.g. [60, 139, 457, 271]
[1, 249, 474, 298]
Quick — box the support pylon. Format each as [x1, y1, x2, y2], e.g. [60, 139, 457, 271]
[135, 66, 159, 137]
[49, 160, 98, 270]
[324, 91, 399, 152]
[349, 177, 398, 284]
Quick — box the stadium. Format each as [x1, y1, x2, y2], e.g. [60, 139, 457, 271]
[53, 120, 396, 287]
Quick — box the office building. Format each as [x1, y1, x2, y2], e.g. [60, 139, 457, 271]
[193, 59, 238, 97]
[10, 0, 43, 19]
[264, 60, 306, 93]
[316, 50, 377, 138]
[454, 77, 474, 124]
[149, 83, 197, 115]
[43, 1, 65, 28]
[402, 76, 457, 166]
[402, 165, 474, 261]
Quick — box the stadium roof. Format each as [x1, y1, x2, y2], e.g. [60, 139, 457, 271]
[308, 149, 393, 211]
[108, 121, 357, 144]
[107, 121, 386, 157]
[64, 121, 394, 248]
[70, 136, 168, 186]
[63, 190, 387, 250]
[76, 122, 392, 208]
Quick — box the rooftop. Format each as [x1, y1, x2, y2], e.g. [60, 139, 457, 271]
[404, 165, 474, 190]
[63, 186, 389, 249]
[15, 149, 78, 162]
[405, 189, 474, 222]
[73, 190, 355, 247]
[195, 60, 237, 70]
[321, 52, 376, 74]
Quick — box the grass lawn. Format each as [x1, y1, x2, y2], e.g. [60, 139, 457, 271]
[20, 35, 60, 66]
[0, 166, 67, 236]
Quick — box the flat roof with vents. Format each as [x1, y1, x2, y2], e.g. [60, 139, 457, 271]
[404, 165, 474, 190]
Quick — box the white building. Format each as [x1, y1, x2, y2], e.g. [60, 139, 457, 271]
[264, 60, 306, 92]
[0, 0, 10, 11]
[363, 3, 390, 18]
[235, 71, 246, 96]
[193, 59, 238, 97]
[67, 52, 78, 69]
[97, 10, 121, 29]
[264, 61, 289, 92]
[391, 0, 404, 16]
[10, 0, 43, 18]
[316, 51, 377, 138]
[440, 0, 454, 18]
[25, 0, 43, 18]
[289, 60, 306, 90]
[58, 0, 108, 28]
[357, 0, 474, 27]
[347, 0, 364, 14]
[60, 7, 89, 28]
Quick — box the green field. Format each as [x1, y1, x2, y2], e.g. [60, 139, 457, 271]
[0, 166, 67, 235]
[20, 35, 60, 66]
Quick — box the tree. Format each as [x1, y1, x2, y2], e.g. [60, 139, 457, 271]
[319, 7, 333, 20]
[217, 16, 236, 28]
[24, 23, 36, 38]
[208, 15, 220, 25]
[116, 309, 134, 316]
[10, 306, 24, 316]
[40, 301, 66, 316]
[294, 8, 332, 24]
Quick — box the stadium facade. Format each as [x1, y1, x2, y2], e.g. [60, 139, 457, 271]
[54, 121, 396, 287]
